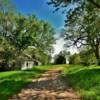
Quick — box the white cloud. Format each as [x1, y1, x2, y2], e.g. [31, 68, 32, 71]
[53, 38, 79, 57]
[53, 38, 65, 56]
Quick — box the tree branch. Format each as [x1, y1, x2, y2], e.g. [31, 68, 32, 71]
[89, 0, 100, 8]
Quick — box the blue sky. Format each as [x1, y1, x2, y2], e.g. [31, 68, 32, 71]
[12, 0, 65, 33]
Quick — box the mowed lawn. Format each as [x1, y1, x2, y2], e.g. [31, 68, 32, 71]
[0, 65, 64, 100]
[62, 65, 100, 100]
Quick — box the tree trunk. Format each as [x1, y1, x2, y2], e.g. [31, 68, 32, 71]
[95, 45, 100, 65]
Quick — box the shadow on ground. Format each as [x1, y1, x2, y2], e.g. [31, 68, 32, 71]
[10, 70, 79, 100]
[0, 67, 46, 100]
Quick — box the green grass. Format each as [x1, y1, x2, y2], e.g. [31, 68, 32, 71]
[1, 64, 99, 100]
[0, 65, 65, 100]
[0, 67, 47, 100]
[62, 65, 100, 100]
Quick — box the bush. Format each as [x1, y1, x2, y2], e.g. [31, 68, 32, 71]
[69, 53, 81, 65]
[69, 49, 97, 65]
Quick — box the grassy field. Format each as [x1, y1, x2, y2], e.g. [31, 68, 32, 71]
[0, 67, 46, 100]
[0, 65, 64, 100]
[0, 64, 100, 100]
[62, 65, 100, 100]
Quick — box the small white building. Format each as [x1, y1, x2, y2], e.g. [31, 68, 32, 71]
[21, 58, 41, 70]
[21, 60, 34, 70]
[16, 53, 41, 70]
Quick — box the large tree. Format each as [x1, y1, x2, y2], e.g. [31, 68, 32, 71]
[63, 4, 100, 65]
[0, 12, 56, 69]
[0, 13, 55, 52]
[48, 0, 100, 65]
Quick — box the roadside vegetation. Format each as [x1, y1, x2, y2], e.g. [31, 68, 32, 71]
[62, 65, 100, 99]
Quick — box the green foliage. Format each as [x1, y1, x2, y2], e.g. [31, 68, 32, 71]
[8, 14, 55, 52]
[49, 0, 100, 65]
[69, 49, 97, 65]
[0, 37, 16, 71]
[69, 53, 81, 65]
[23, 47, 51, 65]
[54, 55, 66, 64]
[62, 4, 100, 64]
[54, 50, 70, 64]
[63, 65, 100, 99]
[0, 12, 55, 70]
[48, 0, 100, 13]
[79, 49, 97, 65]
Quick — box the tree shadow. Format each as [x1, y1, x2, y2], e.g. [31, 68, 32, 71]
[10, 70, 79, 100]
[0, 67, 46, 100]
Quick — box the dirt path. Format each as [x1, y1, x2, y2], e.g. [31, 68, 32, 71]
[9, 69, 80, 100]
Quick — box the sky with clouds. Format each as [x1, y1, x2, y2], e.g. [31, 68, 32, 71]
[12, 0, 77, 55]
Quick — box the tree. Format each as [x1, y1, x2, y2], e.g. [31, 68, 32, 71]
[54, 51, 67, 64]
[48, 0, 100, 65]
[0, 13, 55, 52]
[79, 49, 97, 65]
[0, 0, 15, 38]
[69, 53, 81, 65]
[23, 47, 51, 65]
[69, 49, 97, 65]
[0, 13, 32, 52]
[0, 37, 16, 71]
[62, 4, 100, 65]
[0, 12, 56, 70]
[48, 0, 100, 12]
[54, 55, 66, 64]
